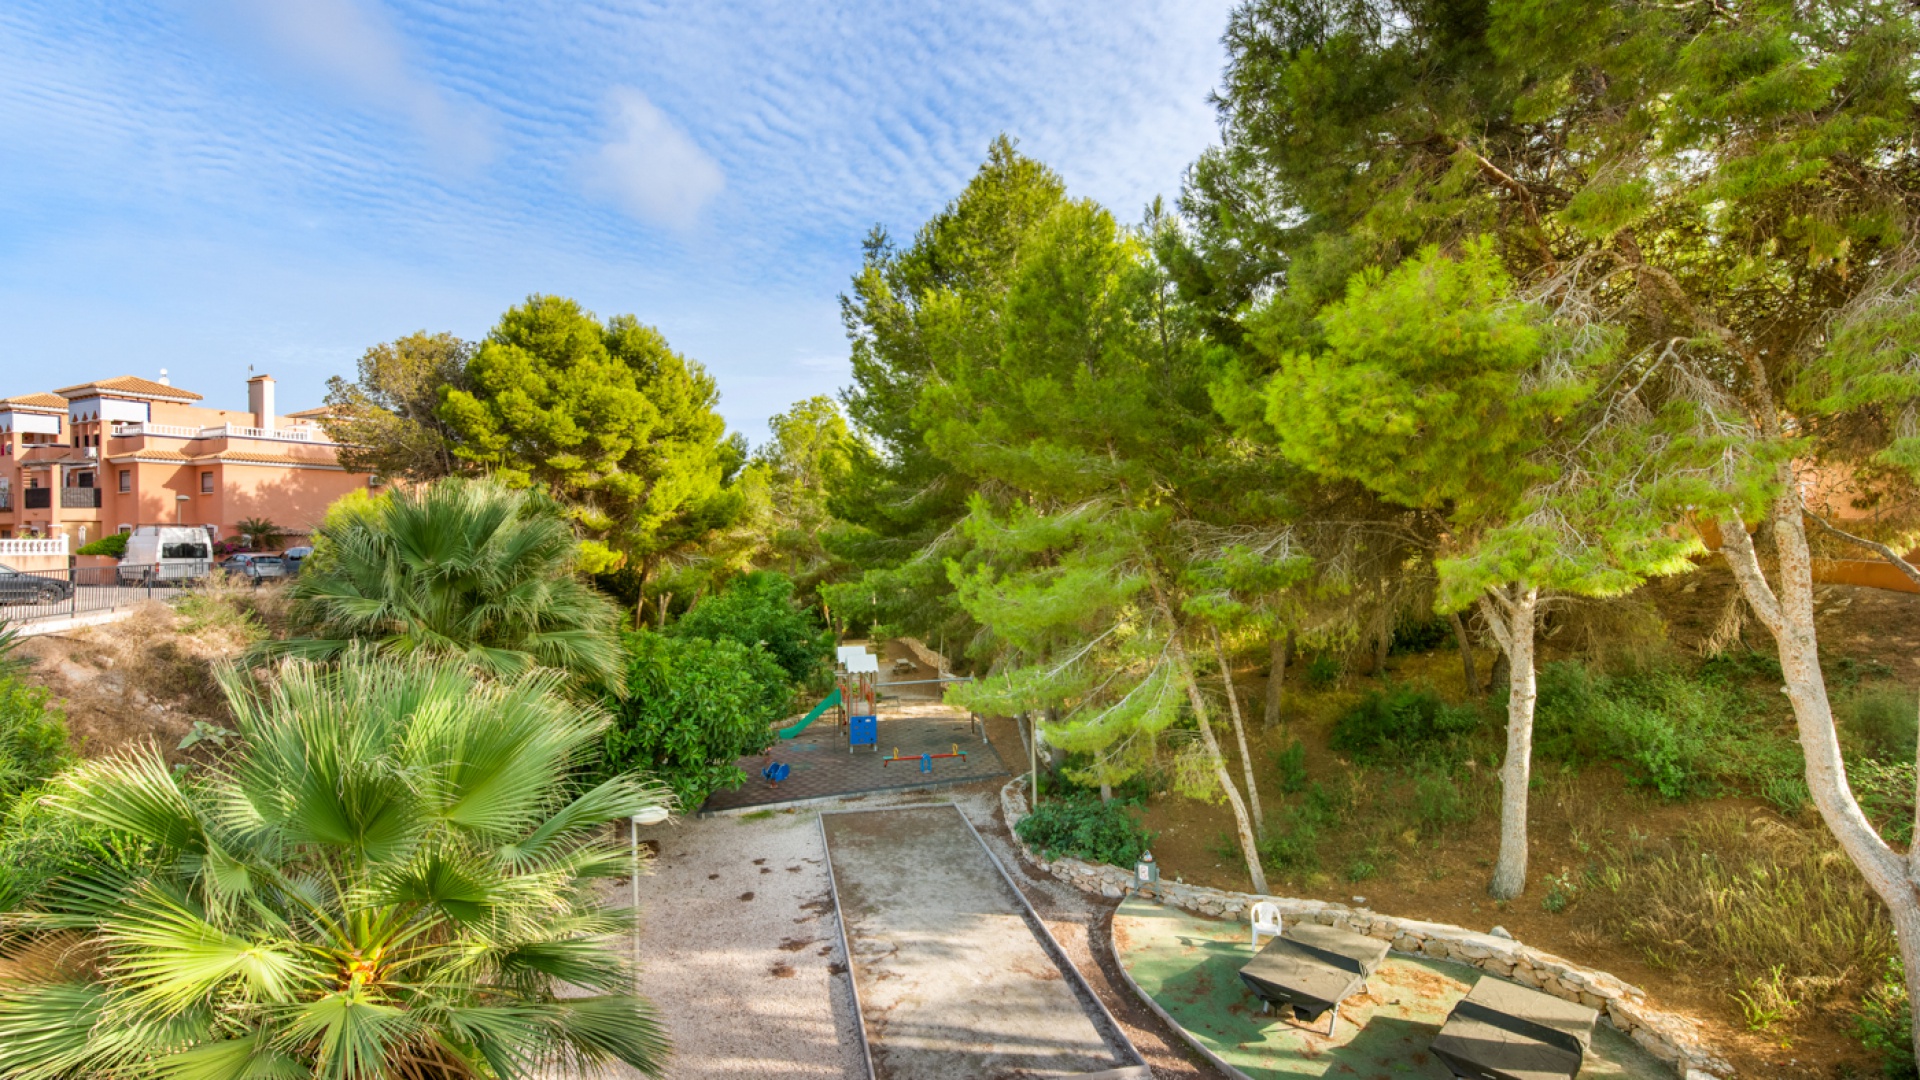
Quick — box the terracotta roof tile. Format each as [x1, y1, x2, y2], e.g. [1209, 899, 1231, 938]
[54, 376, 203, 401]
[106, 449, 193, 463]
[1, 392, 70, 411]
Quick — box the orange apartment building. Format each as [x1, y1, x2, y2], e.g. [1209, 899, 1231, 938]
[0, 372, 373, 548]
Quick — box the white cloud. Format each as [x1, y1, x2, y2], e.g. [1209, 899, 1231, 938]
[583, 88, 726, 230]
[199, 0, 491, 164]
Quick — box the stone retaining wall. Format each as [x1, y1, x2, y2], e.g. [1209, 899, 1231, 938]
[999, 777, 1731, 1079]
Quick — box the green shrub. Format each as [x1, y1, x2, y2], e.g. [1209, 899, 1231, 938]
[602, 631, 789, 808]
[1856, 955, 1918, 1079]
[1848, 686, 1918, 763]
[1041, 753, 1160, 802]
[74, 532, 128, 558]
[1303, 653, 1342, 689]
[1344, 856, 1378, 883]
[1853, 759, 1916, 846]
[0, 791, 134, 915]
[1534, 659, 1800, 802]
[1413, 770, 1474, 829]
[1015, 795, 1154, 866]
[671, 571, 831, 685]
[1257, 817, 1321, 873]
[1273, 739, 1309, 794]
[0, 676, 70, 805]
[1387, 616, 1452, 656]
[1329, 683, 1480, 760]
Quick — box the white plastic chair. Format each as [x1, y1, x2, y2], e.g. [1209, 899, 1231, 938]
[1250, 901, 1283, 949]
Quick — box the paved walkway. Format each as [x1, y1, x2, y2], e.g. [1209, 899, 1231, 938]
[1111, 898, 1673, 1079]
[822, 804, 1146, 1079]
[702, 703, 1005, 814]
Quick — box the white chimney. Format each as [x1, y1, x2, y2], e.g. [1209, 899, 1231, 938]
[247, 374, 275, 433]
[158, 368, 170, 386]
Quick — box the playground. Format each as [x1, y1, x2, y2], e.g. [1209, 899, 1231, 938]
[700, 641, 1008, 814]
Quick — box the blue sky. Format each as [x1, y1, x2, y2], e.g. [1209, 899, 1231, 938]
[1, 1, 1235, 440]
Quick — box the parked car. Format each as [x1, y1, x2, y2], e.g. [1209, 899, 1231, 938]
[119, 526, 214, 584]
[282, 546, 314, 573]
[0, 562, 72, 605]
[220, 554, 287, 583]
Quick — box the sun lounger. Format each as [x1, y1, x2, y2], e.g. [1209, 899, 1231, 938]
[1237, 922, 1390, 1033]
[1430, 976, 1599, 1080]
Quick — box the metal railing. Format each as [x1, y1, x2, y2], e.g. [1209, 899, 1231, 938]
[59, 487, 101, 509]
[23, 489, 50, 510]
[0, 562, 216, 624]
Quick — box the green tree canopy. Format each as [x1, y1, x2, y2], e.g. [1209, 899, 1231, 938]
[824, 136, 1070, 647]
[321, 330, 473, 483]
[438, 296, 740, 582]
[669, 570, 831, 686]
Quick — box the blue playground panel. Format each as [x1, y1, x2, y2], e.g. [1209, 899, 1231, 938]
[849, 714, 878, 751]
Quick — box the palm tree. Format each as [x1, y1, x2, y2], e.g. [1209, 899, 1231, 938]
[231, 516, 285, 551]
[0, 652, 671, 1079]
[277, 479, 624, 688]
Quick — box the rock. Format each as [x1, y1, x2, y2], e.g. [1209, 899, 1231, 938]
[1352, 895, 1366, 905]
[1489, 925, 1513, 939]
[1421, 940, 1451, 960]
[1392, 935, 1421, 954]
[1101, 882, 1123, 899]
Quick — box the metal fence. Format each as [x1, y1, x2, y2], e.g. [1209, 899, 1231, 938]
[0, 562, 217, 624]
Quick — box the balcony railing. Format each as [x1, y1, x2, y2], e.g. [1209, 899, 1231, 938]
[112, 422, 200, 438]
[111, 422, 329, 444]
[60, 487, 101, 509]
[23, 488, 50, 510]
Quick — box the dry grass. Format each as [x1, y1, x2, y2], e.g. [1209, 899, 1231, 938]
[1586, 812, 1895, 1017]
[18, 581, 290, 760]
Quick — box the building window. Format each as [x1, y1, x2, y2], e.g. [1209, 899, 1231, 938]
[118, 524, 131, 534]
[119, 469, 130, 493]
[77, 526, 87, 545]
[201, 470, 214, 493]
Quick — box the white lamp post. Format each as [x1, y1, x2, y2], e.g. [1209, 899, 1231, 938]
[629, 805, 670, 984]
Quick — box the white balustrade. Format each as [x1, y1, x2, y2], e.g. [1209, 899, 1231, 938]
[0, 537, 68, 557]
[111, 422, 199, 438]
[110, 422, 328, 444]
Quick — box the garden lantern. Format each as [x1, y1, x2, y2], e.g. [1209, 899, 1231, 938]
[1135, 850, 1159, 887]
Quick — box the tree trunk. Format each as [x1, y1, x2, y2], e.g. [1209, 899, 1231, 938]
[657, 592, 673, 630]
[1719, 498, 1920, 1067]
[1450, 611, 1479, 696]
[1264, 630, 1292, 730]
[1099, 781, 1112, 804]
[1373, 620, 1391, 676]
[1477, 584, 1538, 900]
[1150, 579, 1269, 894]
[1212, 627, 1266, 839]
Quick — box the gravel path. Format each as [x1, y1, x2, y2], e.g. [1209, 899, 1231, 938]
[623, 735, 1220, 1079]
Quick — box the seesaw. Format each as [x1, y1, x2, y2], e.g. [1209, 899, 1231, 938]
[881, 744, 968, 773]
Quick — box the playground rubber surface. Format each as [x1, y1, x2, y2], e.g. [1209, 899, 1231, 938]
[1111, 897, 1676, 1079]
[703, 704, 1007, 814]
[821, 804, 1148, 1080]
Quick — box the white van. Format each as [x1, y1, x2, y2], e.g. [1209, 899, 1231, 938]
[119, 526, 215, 584]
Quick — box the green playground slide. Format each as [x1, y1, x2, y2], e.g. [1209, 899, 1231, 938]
[778, 687, 842, 739]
